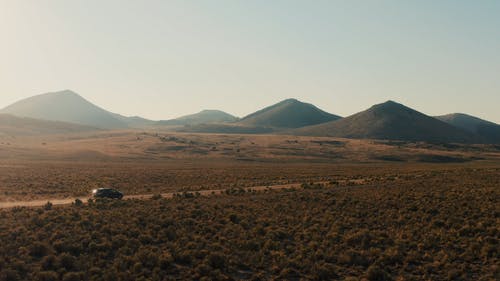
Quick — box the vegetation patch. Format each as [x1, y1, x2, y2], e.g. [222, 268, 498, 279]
[0, 168, 497, 280]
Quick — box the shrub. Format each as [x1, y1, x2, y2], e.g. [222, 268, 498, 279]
[207, 253, 226, 269]
[73, 199, 83, 207]
[365, 265, 393, 281]
[59, 253, 77, 271]
[62, 272, 84, 281]
[36, 271, 58, 281]
[29, 242, 51, 258]
[0, 270, 20, 281]
[44, 201, 53, 211]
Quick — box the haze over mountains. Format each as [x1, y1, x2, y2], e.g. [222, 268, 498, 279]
[1, 90, 499, 143]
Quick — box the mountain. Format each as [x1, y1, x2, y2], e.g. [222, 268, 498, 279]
[295, 101, 478, 143]
[0, 114, 98, 136]
[436, 113, 500, 143]
[175, 123, 275, 134]
[111, 113, 157, 128]
[0, 90, 148, 129]
[238, 98, 340, 128]
[159, 110, 239, 126]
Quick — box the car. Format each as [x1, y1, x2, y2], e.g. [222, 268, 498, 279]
[92, 188, 123, 199]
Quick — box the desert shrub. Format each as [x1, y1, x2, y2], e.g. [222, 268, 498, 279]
[207, 252, 226, 269]
[62, 272, 84, 281]
[0, 269, 20, 281]
[365, 265, 393, 281]
[29, 242, 51, 258]
[314, 262, 338, 280]
[36, 271, 58, 281]
[58, 253, 77, 271]
[44, 202, 53, 211]
[40, 255, 57, 271]
[0, 167, 497, 279]
[73, 199, 83, 207]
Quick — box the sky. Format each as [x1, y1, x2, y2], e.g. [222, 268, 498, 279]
[0, 0, 499, 122]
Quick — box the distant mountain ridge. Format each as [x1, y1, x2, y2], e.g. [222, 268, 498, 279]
[436, 113, 500, 143]
[2, 90, 499, 143]
[160, 110, 239, 126]
[295, 101, 478, 143]
[0, 90, 155, 129]
[238, 98, 341, 128]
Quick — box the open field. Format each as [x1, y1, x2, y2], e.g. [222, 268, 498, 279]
[1, 157, 500, 203]
[2, 131, 500, 162]
[0, 167, 498, 280]
[0, 131, 499, 199]
[0, 131, 499, 202]
[0, 132, 499, 280]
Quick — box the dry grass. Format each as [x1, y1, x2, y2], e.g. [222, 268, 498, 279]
[0, 167, 498, 280]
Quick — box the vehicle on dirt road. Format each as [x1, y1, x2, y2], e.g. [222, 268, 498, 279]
[92, 188, 123, 199]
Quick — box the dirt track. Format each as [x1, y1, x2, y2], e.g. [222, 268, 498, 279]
[0, 182, 315, 209]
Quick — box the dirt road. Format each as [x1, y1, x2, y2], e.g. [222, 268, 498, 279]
[0, 182, 317, 209]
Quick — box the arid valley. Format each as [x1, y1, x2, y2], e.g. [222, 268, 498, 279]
[2, 2, 500, 280]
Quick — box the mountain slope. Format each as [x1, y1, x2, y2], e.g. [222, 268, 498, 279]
[111, 113, 156, 128]
[159, 110, 239, 126]
[238, 98, 340, 128]
[436, 113, 500, 143]
[296, 101, 478, 143]
[0, 114, 99, 136]
[0, 90, 128, 129]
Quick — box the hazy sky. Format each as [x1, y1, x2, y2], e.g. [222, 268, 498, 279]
[1, 0, 499, 122]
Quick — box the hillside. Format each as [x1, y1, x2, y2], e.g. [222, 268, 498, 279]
[295, 101, 478, 143]
[111, 113, 156, 128]
[175, 123, 274, 134]
[0, 114, 98, 136]
[238, 98, 340, 128]
[436, 113, 500, 143]
[159, 110, 238, 126]
[0, 90, 129, 129]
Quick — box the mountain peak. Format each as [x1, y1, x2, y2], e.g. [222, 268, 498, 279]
[59, 89, 78, 94]
[0, 90, 128, 129]
[281, 98, 300, 103]
[296, 101, 477, 143]
[436, 113, 500, 142]
[199, 109, 227, 114]
[44, 89, 81, 98]
[372, 100, 404, 109]
[159, 109, 238, 125]
[239, 98, 340, 128]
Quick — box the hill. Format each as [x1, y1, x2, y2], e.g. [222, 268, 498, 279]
[159, 110, 238, 126]
[0, 114, 98, 136]
[436, 113, 500, 143]
[295, 101, 478, 143]
[175, 123, 274, 134]
[0, 90, 130, 129]
[111, 113, 157, 128]
[238, 98, 340, 128]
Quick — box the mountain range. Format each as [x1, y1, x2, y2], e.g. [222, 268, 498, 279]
[295, 101, 479, 143]
[1, 90, 498, 143]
